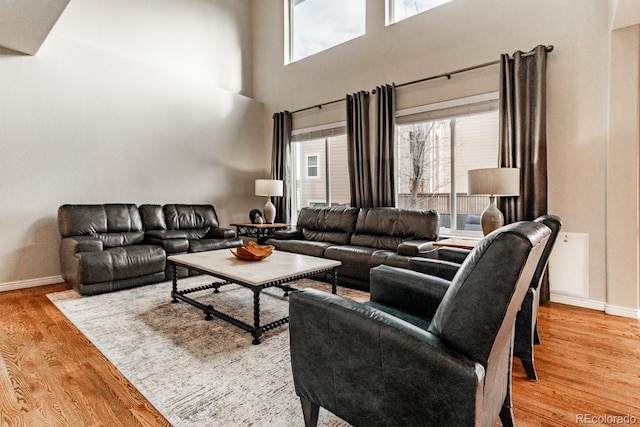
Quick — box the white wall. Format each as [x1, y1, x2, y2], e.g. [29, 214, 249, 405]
[252, 0, 630, 311]
[0, 0, 266, 288]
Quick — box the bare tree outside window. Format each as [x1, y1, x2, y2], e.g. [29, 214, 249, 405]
[397, 120, 451, 209]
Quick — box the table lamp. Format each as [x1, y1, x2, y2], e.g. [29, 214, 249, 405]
[255, 179, 283, 224]
[467, 168, 520, 235]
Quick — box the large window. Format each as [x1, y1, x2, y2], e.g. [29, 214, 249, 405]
[387, 0, 454, 25]
[396, 94, 499, 235]
[291, 126, 350, 222]
[287, 0, 366, 63]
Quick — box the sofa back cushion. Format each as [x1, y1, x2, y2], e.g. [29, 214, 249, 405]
[57, 204, 144, 248]
[297, 207, 359, 245]
[139, 204, 167, 230]
[350, 208, 439, 250]
[163, 204, 219, 238]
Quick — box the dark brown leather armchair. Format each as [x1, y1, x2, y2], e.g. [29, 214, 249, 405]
[289, 221, 550, 427]
[410, 215, 562, 380]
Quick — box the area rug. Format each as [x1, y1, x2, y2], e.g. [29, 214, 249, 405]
[47, 277, 369, 427]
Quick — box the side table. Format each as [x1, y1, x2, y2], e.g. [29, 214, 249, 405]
[433, 237, 481, 250]
[231, 223, 290, 244]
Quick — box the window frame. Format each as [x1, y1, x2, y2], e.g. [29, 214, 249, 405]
[305, 154, 320, 178]
[395, 92, 499, 237]
[386, 0, 455, 26]
[285, 0, 367, 64]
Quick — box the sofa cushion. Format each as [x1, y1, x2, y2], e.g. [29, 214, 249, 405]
[98, 231, 145, 248]
[324, 245, 378, 281]
[77, 245, 166, 284]
[268, 239, 335, 258]
[296, 206, 359, 244]
[164, 204, 219, 230]
[350, 208, 439, 250]
[139, 204, 167, 230]
[58, 204, 144, 248]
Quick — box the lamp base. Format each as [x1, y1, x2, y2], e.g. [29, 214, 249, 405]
[263, 197, 276, 224]
[480, 196, 504, 235]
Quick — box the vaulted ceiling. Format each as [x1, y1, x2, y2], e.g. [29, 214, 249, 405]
[0, 0, 69, 55]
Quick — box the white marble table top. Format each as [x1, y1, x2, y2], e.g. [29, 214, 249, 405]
[167, 249, 341, 286]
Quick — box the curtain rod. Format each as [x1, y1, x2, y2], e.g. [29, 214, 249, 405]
[289, 45, 553, 115]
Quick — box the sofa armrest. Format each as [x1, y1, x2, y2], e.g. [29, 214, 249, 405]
[369, 265, 450, 320]
[274, 229, 303, 240]
[397, 240, 437, 257]
[207, 227, 236, 239]
[408, 257, 460, 281]
[60, 235, 103, 254]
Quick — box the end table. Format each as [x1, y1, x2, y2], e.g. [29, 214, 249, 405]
[231, 223, 290, 244]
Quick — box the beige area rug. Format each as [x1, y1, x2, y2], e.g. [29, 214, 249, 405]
[47, 277, 369, 427]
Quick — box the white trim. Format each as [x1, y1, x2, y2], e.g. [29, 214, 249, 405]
[291, 121, 347, 136]
[396, 91, 499, 118]
[550, 293, 606, 311]
[605, 303, 640, 319]
[550, 294, 640, 319]
[0, 275, 65, 293]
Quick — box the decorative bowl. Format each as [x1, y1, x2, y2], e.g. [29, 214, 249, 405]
[230, 241, 275, 261]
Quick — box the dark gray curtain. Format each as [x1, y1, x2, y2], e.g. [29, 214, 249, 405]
[271, 111, 292, 223]
[498, 44, 549, 301]
[346, 91, 373, 208]
[374, 84, 396, 207]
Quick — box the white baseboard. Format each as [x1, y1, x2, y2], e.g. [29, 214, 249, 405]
[0, 276, 65, 293]
[605, 303, 640, 319]
[551, 292, 640, 319]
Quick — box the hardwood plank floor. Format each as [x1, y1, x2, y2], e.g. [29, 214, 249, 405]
[1, 283, 639, 426]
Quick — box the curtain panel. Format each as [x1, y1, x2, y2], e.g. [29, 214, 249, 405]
[374, 84, 396, 207]
[346, 91, 373, 208]
[271, 111, 292, 224]
[498, 44, 548, 222]
[498, 44, 549, 302]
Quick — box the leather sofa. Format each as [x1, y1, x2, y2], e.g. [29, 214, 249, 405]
[267, 206, 440, 290]
[139, 204, 243, 279]
[57, 203, 241, 295]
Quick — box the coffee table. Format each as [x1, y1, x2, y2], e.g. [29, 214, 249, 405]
[167, 250, 341, 344]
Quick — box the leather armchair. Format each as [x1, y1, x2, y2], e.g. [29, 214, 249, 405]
[289, 221, 550, 427]
[410, 215, 562, 380]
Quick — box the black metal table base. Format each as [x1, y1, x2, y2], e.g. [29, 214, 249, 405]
[170, 263, 338, 344]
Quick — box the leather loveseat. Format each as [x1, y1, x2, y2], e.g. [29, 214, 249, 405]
[139, 204, 243, 279]
[58, 204, 167, 296]
[58, 203, 241, 295]
[267, 206, 439, 290]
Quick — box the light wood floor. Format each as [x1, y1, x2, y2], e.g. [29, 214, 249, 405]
[1, 283, 639, 427]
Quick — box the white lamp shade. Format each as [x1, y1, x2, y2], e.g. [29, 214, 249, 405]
[255, 179, 283, 197]
[467, 168, 520, 196]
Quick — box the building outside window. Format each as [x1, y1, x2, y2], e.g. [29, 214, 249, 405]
[306, 155, 319, 178]
[287, 0, 366, 63]
[395, 94, 499, 235]
[387, 0, 454, 25]
[291, 128, 350, 223]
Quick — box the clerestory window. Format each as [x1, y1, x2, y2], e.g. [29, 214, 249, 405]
[387, 0, 454, 25]
[286, 0, 366, 63]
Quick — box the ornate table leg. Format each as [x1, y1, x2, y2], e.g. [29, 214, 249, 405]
[332, 268, 338, 294]
[252, 288, 263, 345]
[171, 263, 178, 303]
